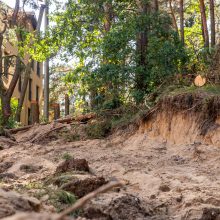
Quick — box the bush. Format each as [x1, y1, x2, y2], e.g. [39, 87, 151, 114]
[0, 98, 19, 128]
[86, 120, 111, 139]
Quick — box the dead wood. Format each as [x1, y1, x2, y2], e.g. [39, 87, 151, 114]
[9, 113, 96, 135]
[29, 123, 66, 143]
[55, 180, 123, 220]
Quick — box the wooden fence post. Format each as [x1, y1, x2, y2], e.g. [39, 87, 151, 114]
[65, 94, 70, 116]
[31, 101, 39, 124]
[54, 103, 60, 120]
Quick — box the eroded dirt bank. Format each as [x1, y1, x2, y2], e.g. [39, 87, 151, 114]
[1, 92, 220, 219]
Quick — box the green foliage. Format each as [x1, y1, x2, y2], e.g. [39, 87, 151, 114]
[86, 120, 111, 139]
[61, 152, 73, 161]
[0, 98, 19, 129]
[20, 0, 213, 113]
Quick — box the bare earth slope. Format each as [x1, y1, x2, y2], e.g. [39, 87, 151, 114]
[1, 92, 220, 219]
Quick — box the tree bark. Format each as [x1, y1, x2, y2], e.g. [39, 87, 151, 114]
[65, 94, 70, 116]
[30, 101, 39, 124]
[153, 0, 159, 12]
[15, 63, 31, 122]
[209, 0, 215, 47]
[135, 0, 149, 93]
[168, 0, 179, 33]
[54, 103, 60, 120]
[180, 0, 184, 45]
[16, 5, 45, 122]
[11, 0, 20, 27]
[199, 0, 209, 48]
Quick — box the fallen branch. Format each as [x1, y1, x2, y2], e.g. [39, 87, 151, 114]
[30, 123, 66, 143]
[55, 180, 123, 220]
[9, 113, 96, 134]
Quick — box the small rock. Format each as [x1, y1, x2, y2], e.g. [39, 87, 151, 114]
[0, 162, 13, 173]
[56, 158, 89, 174]
[0, 188, 41, 218]
[159, 184, 170, 192]
[83, 194, 150, 220]
[199, 208, 220, 220]
[3, 212, 73, 220]
[150, 194, 156, 199]
[0, 173, 17, 180]
[20, 164, 43, 173]
[61, 177, 107, 198]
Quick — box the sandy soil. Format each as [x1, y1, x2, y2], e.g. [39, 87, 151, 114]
[1, 116, 220, 219]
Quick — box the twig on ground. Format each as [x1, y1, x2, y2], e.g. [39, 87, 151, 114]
[55, 180, 123, 220]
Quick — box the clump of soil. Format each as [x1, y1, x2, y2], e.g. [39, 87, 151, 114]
[61, 177, 107, 198]
[0, 188, 40, 218]
[3, 213, 73, 220]
[0, 173, 17, 180]
[199, 208, 220, 220]
[0, 162, 13, 173]
[20, 164, 43, 173]
[83, 194, 150, 220]
[56, 158, 90, 174]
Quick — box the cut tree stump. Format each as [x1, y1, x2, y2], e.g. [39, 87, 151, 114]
[194, 75, 206, 87]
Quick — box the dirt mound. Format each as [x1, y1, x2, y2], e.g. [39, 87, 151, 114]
[56, 158, 90, 174]
[0, 188, 40, 218]
[0, 137, 16, 150]
[83, 194, 150, 220]
[0, 162, 13, 173]
[61, 177, 107, 198]
[3, 213, 73, 220]
[20, 164, 43, 173]
[141, 91, 220, 145]
[15, 122, 67, 143]
[199, 207, 220, 220]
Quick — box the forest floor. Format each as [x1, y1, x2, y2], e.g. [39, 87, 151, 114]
[1, 91, 220, 219]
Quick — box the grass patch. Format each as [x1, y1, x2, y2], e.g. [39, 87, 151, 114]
[61, 152, 73, 161]
[86, 120, 111, 139]
[166, 84, 220, 97]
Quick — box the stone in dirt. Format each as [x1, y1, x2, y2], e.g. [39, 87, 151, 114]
[199, 208, 220, 220]
[3, 212, 76, 220]
[56, 158, 90, 173]
[0, 188, 41, 218]
[61, 177, 107, 198]
[159, 184, 170, 192]
[0, 137, 16, 150]
[83, 194, 150, 220]
[0, 162, 13, 173]
[0, 173, 17, 180]
[20, 164, 43, 173]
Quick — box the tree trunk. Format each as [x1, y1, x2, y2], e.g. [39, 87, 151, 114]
[168, 0, 179, 33]
[11, 0, 20, 26]
[209, 0, 215, 47]
[65, 94, 70, 116]
[199, 0, 209, 48]
[44, 1, 50, 120]
[54, 103, 60, 120]
[16, 5, 45, 122]
[135, 0, 149, 94]
[30, 101, 39, 124]
[153, 0, 159, 12]
[15, 63, 31, 122]
[180, 0, 184, 45]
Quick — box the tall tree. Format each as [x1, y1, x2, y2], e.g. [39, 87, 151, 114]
[16, 4, 45, 122]
[199, 0, 209, 48]
[209, 0, 215, 47]
[180, 0, 184, 45]
[135, 0, 149, 96]
[168, 0, 178, 33]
